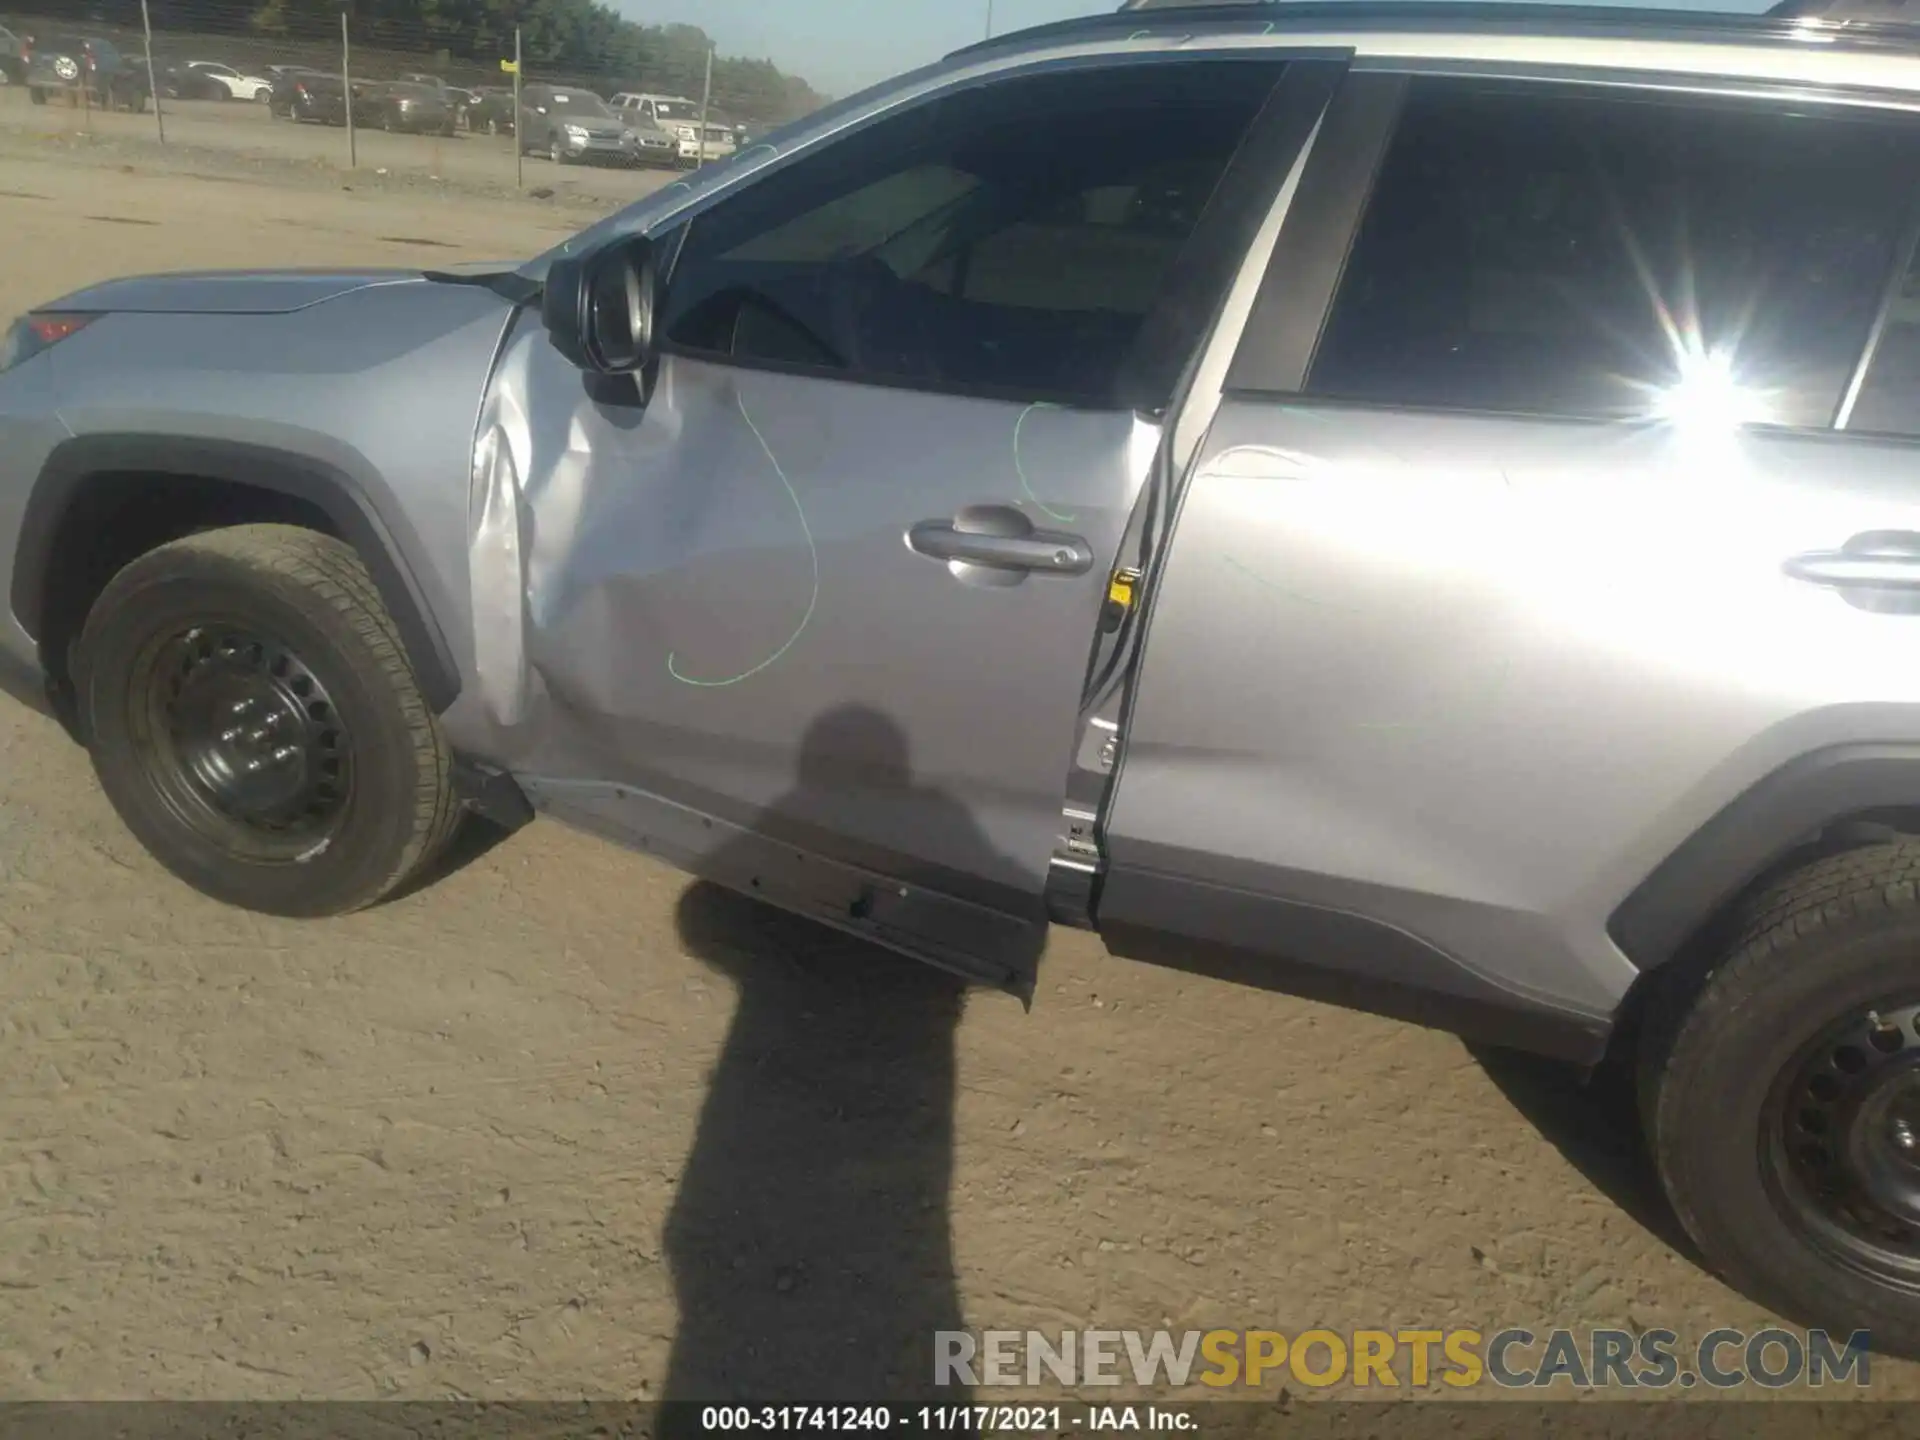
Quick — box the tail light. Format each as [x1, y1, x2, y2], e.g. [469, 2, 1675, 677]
[0, 314, 96, 373]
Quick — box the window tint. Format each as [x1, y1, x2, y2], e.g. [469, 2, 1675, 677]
[660, 60, 1286, 404]
[1847, 237, 1920, 435]
[1308, 81, 1918, 428]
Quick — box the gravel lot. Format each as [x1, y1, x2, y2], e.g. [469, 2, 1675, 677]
[0, 125, 1913, 1407]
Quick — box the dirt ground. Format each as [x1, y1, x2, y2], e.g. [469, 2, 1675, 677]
[0, 131, 1913, 1407]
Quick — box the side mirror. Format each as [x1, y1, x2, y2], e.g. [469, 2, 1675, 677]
[542, 235, 660, 375]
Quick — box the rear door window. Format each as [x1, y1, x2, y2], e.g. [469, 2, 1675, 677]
[1845, 239, 1920, 435]
[1306, 78, 1920, 429]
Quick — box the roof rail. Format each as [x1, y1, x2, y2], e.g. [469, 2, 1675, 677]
[948, 0, 1920, 58]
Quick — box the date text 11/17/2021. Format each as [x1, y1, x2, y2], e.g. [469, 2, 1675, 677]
[695, 1405, 1196, 1432]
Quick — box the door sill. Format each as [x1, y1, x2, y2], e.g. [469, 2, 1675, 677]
[520, 776, 1046, 999]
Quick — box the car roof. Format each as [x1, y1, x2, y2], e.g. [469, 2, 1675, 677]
[957, 0, 1920, 94]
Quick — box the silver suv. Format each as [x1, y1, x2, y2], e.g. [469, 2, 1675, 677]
[4, 0, 1920, 1351]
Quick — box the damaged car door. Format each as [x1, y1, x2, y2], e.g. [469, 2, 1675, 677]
[469, 54, 1306, 990]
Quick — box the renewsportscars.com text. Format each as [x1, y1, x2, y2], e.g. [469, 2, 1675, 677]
[935, 1327, 1873, 1390]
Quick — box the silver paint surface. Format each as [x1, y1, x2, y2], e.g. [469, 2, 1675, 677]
[6, 279, 517, 685]
[1107, 400, 1920, 1016]
[464, 317, 1154, 913]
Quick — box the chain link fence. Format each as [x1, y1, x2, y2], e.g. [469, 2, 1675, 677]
[0, 0, 834, 199]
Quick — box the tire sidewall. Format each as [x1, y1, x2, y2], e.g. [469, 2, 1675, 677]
[78, 546, 429, 916]
[1657, 925, 1920, 1344]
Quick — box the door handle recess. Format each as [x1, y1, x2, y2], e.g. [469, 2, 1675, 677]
[1786, 532, 1920, 592]
[907, 508, 1093, 576]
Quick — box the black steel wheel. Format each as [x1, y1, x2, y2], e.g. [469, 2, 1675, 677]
[1644, 841, 1920, 1357]
[134, 621, 355, 862]
[76, 524, 460, 917]
[1765, 998, 1920, 1286]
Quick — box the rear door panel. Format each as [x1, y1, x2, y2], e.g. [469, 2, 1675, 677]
[1098, 70, 1920, 1047]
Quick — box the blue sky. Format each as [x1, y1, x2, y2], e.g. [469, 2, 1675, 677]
[613, 0, 1116, 96]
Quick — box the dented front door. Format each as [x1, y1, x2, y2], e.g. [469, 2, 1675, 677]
[460, 54, 1297, 988]
[472, 333, 1154, 988]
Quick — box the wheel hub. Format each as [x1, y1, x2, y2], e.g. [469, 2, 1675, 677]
[1773, 999, 1920, 1274]
[151, 626, 351, 841]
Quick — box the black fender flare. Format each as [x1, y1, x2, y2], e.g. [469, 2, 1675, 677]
[1609, 743, 1920, 969]
[11, 433, 462, 713]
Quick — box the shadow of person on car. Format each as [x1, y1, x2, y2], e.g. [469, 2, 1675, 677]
[662, 705, 1044, 1414]
[1468, 1041, 1700, 1262]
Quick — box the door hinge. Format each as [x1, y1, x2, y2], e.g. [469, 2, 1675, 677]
[1047, 807, 1104, 929]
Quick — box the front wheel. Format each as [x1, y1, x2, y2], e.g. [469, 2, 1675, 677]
[1643, 841, 1920, 1358]
[75, 524, 460, 917]
[549, 136, 567, 165]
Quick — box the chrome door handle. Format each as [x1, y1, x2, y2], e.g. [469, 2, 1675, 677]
[907, 506, 1093, 576]
[1787, 532, 1920, 592]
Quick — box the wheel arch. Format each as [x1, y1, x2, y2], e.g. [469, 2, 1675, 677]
[12, 433, 462, 721]
[1610, 743, 1920, 973]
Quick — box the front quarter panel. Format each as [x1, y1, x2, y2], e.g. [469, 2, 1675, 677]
[0, 347, 63, 674]
[7, 279, 517, 707]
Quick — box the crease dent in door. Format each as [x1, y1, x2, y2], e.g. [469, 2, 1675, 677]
[473, 330, 1152, 886]
[467, 324, 541, 732]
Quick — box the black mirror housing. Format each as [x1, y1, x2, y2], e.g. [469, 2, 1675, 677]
[542, 235, 661, 376]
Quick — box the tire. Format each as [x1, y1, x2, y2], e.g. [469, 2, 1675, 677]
[550, 136, 567, 165]
[1642, 840, 1920, 1357]
[74, 524, 459, 918]
[28, 86, 45, 105]
[485, 116, 499, 136]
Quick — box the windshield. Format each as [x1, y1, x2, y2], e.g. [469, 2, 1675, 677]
[391, 83, 438, 99]
[654, 100, 698, 120]
[547, 90, 613, 117]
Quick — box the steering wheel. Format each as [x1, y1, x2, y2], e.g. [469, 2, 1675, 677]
[712, 286, 847, 370]
[817, 253, 943, 382]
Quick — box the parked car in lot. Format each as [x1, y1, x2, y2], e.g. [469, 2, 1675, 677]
[363, 80, 456, 135]
[26, 35, 148, 111]
[0, 24, 27, 86]
[465, 84, 516, 135]
[282, 70, 348, 126]
[176, 59, 272, 102]
[611, 91, 734, 166]
[17, 0, 1920, 1358]
[267, 66, 326, 118]
[520, 83, 658, 165]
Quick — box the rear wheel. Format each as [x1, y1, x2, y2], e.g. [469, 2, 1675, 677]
[1643, 841, 1920, 1356]
[75, 524, 459, 917]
